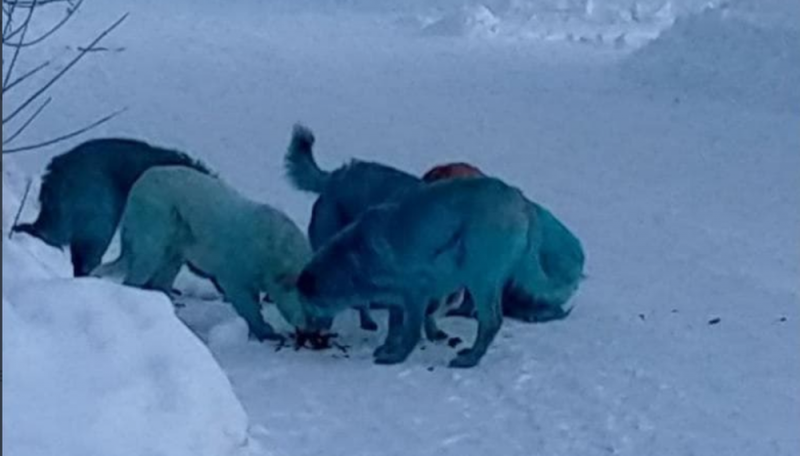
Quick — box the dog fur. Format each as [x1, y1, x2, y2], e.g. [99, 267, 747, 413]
[285, 124, 579, 327]
[12, 138, 212, 277]
[91, 166, 312, 341]
[422, 162, 484, 182]
[284, 124, 421, 331]
[297, 177, 582, 368]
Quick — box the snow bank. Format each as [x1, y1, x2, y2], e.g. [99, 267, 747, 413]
[623, 2, 800, 112]
[399, 0, 676, 47]
[2, 165, 253, 456]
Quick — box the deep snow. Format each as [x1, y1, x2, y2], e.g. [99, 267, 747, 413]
[2, 171, 254, 456]
[3, 0, 799, 455]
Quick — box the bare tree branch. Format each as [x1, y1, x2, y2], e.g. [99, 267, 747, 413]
[3, 107, 127, 154]
[2, 59, 49, 93]
[3, 96, 51, 145]
[3, 0, 37, 89]
[4, 0, 73, 7]
[3, 12, 128, 125]
[8, 178, 33, 239]
[2, 0, 82, 48]
[3, 0, 18, 38]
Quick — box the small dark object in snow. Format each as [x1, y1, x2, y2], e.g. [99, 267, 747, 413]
[638, 313, 646, 321]
[427, 366, 435, 372]
[276, 330, 348, 353]
[448, 337, 463, 348]
[420, 345, 426, 351]
[708, 318, 721, 325]
[671, 309, 678, 314]
[779, 317, 787, 323]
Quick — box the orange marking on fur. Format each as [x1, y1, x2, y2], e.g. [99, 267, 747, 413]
[422, 162, 485, 182]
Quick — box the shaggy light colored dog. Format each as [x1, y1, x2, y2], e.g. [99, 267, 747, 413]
[297, 177, 584, 368]
[92, 166, 312, 341]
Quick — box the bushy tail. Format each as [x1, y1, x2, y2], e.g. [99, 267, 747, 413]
[284, 124, 329, 194]
[11, 222, 39, 238]
[11, 215, 65, 248]
[503, 204, 585, 322]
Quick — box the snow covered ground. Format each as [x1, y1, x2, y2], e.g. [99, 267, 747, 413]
[2, 170, 253, 456]
[3, 0, 799, 455]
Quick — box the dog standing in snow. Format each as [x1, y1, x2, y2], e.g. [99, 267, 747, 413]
[12, 138, 212, 277]
[92, 166, 313, 341]
[284, 124, 483, 333]
[297, 177, 583, 368]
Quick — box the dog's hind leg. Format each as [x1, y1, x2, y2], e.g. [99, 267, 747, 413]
[445, 291, 476, 318]
[424, 298, 449, 341]
[358, 305, 379, 331]
[68, 189, 125, 277]
[70, 237, 112, 277]
[449, 285, 502, 369]
[144, 252, 185, 294]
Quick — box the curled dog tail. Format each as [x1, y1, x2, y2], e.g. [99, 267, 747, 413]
[503, 204, 585, 322]
[284, 123, 329, 194]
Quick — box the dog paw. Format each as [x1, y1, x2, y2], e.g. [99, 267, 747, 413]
[427, 329, 449, 342]
[373, 350, 409, 365]
[448, 349, 480, 368]
[373, 342, 394, 359]
[360, 319, 379, 332]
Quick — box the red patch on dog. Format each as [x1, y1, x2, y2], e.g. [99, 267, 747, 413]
[422, 162, 484, 182]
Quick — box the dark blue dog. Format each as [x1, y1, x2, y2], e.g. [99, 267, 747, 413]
[13, 138, 211, 276]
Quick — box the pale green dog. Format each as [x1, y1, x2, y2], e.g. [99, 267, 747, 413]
[92, 166, 312, 341]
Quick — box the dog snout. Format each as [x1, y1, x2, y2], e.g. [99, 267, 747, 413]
[297, 270, 318, 297]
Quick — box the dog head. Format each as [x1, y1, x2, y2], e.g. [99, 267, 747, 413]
[422, 162, 484, 183]
[297, 208, 398, 318]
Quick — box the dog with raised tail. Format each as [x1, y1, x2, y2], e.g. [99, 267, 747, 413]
[284, 124, 484, 334]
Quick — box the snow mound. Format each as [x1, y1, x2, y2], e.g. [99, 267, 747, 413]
[2, 163, 254, 456]
[420, 4, 501, 38]
[405, 1, 675, 46]
[623, 3, 800, 112]
[2, 279, 252, 456]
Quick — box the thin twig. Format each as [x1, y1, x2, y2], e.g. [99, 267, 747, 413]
[4, 0, 71, 7]
[2, 0, 82, 48]
[2, 59, 49, 93]
[3, 107, 127, 154]
[2, 0, 18, 39]
[8, 178, 33, 239]
[3, 12, 128, 124]
[2, 0, 36, 89]
[3, 96, 51, 145]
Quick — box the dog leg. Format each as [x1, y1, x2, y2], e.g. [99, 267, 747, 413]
[449, 286, 502, 368]
[373, 306, 404, 359]
[424, 298, 449, 341]
[70, 237, 111, 277]
[445, 291, 476, 318]
[222, 283, 281, 342]
[374, 298, 424, 365]
[144, 252, 185, 294]
[358, 305, 379, 331]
